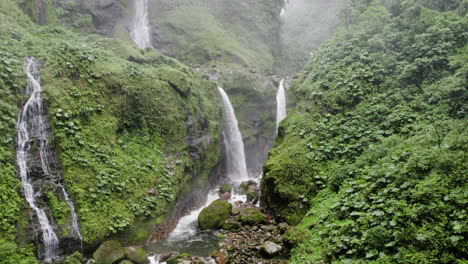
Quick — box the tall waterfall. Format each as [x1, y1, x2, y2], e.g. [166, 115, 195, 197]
[218, 87, 248, 182]
[131, 0, 152, 49]
[16, 57, 82, 261]
[276, 79, 287, 130]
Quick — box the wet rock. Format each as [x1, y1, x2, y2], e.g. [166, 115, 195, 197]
[160, 252, 178, 262]
[223, 219, 241, 231]
[220, 184, 232, 193]
[198, 200, 232, 230]
[211, 249, 229, 264]
[246, 185, 259, 203]
[93, 240, 125, 264]
[166, 253, 192, 264]
[261, 225, 275, 231]
[219, 191, 231, 201]
[239, 208, 265, 225]
[124, 247, 147, 264]
[260, 241, 282, 257]
[232, 206, 241, 215]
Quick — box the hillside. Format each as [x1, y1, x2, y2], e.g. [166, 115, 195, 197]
[0, 0, 223, 262]
[261, 0, 468, 263]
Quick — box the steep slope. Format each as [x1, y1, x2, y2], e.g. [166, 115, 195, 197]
[261, 1, 467, 263]
[0, 1, 222, 262]
[19, 0, 284, 175]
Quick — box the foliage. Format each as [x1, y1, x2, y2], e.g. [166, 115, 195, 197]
[262, 1, 468, 263]
[0, 0, 222, 260]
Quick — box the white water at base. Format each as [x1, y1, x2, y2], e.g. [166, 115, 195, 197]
[17, 57, 59, 262]
[131, 0, 152, 49]
[148, 254, 162, 264]
[167, 190, 219, 242]
[276, 79, 287, 130]
[218, 87, 249, 182]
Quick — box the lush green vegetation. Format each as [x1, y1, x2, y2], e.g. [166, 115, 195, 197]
[262, 0, 467, 263]
[0, 0, 222, 262]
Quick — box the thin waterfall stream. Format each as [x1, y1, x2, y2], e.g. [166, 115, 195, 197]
[276, 79, 287, 130]
[16, 57, 82, 262]
[131, 0, 152, 49]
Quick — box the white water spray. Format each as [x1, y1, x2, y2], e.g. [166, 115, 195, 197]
[148, 253, 162, 264]
[17, 57, 59, 262]
[17, 57, 83, 261]
[276, 79, 287, 130]
[218, 87, 249, 182]
[167, 190, 219, 242]
[131, 0, 152, 49]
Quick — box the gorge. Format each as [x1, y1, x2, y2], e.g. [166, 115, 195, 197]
[0, 0, 466, 264]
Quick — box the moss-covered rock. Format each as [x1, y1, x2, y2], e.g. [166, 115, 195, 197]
[124, 247, 147, 264]
[246, 185, 259, 203]
[156, 66, 192, 97]
[220, 184, 232, 193]
[211, 249, 229, 264]
[93, 240, 125, 264]
[118, 260, 134, 264]
[166, 253, 191, 264]
[222, 219, 241, 231]
[198, 200, 232, 230]
[239, 208, 265, 225]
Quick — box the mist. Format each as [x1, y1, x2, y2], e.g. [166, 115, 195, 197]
[279, 0, 344, 73]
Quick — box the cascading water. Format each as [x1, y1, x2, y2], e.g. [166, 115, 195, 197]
[280, 0, 289, 16]
[276, 79, 287, 130]
[17, 57, 59, 262]
[218, 87, 249, 182]
[131, 0, 152, 49]
[144, 88, 250, 262]
[61, 186, 83, 250]
[16, 57, 82, 261]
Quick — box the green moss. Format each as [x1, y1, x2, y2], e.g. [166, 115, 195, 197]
[0, 0, 223, 257]
[262, 2, 468, 263]
[124, 247, 148, 264]
[198, 200, 232, 230]
[220, 184, 232, 193]
[239, 208, 265, 225]
[93, 240, 125, 264]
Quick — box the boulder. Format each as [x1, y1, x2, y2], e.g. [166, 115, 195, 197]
[246, 185, 259, 203]
[211, 249, 229, 264]
[220, 184, 232, 193]
[166, 253, 191, 264]
[222, 219, 241, 231]
[124, 247, 148, 264]
[260, 241, 282, 257]
[198, 200, 232, 230]
[239, 208, 265, 225]
[93, 240, 125, 264]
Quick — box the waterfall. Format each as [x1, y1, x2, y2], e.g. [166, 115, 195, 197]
[131, 0, 152, 49]
[16, 57, 82, 261]
[61, 186, 83, 250]
[147, 253, 161, 264]
[276, 79, 287, 130]
[218, 87, 248, 182]
[37, 0, 46, 25]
